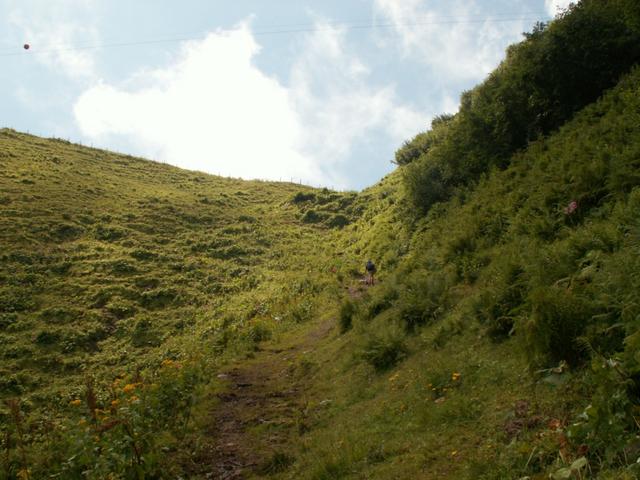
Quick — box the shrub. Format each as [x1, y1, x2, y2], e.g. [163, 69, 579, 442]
[130, 249, 157, 261]
[361, 323, 407, 371]
[364, 286, 398, 320]
[247, 320, 272, 343]
[473, 257, 528, 340]
[39, 307, 79, 324]
[524, 286, 595, 367]
[35, 329, 59, 345]
[139, 288, 179, 309]
[52, 223, 84, 241]
[398, 271, 449, 332]
[94, 224, 126, 241]
[400, 0, 640, 214]
[0, 288, 35, 313]
[110, 260, 137, 275]
[302, 209, 323, 224]
[339, 299, 357, 333]
[0, 312, 18, 328]
[289, 300, 313, 323]
[259, 452, 295, 474]
[327, 214, 350, 229]
[292, 191, 316, 203]
[106, 300, 137, 319]
[131, 317, 162, 347]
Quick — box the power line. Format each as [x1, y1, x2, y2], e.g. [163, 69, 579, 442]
[0, 14, 547, 58]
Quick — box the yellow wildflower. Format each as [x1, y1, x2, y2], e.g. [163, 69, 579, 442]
[111, 399, 120, 408]
[451, 372, 461, 381]
[70, 399, 82, 406]
[129, 395, 139, 403]
[122, 383, 137, 394]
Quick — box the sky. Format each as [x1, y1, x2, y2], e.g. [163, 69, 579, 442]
[0, 0, 573, 190]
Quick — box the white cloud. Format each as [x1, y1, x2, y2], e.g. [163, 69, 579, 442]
[7, 0, 99, 80]
[75, 26, 320, 183]
[545, 0, 574, 17]
[373, 0, 529, 81]
[74, 22, 428, 188]
[289, 22, 428, 168]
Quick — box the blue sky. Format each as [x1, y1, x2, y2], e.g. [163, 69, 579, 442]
[0, 0, 571, 190]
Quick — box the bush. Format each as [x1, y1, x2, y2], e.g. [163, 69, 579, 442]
[139, 288, 179, 309]
[398, 272, 449, 332]
[473, 257, 528, 340]
[289, 300, 313, 323]
[339, 299, 357, 333]
[327, 214, 349, 229]
[94, 224, 126, 241]
[302, 209, 324, 224]
[130, 249, 157, 261]
[52, 223, 84, 241]
[35, 329, 59, 345]
[247, 321, 272, 343]
[364, 285, 398, 320]
[401, 0, 640, 214]
[361, 323, 407, 371]
[524, 286, 595, 367]
[131, 318, 162, 347]
[292, 191, 316, 203]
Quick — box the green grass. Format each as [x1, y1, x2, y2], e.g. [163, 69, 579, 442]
[261, 65, 640, 480]
[2, 4, 640, 478]
[0, 129, 354, 478]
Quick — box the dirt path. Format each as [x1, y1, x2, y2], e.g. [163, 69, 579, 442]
[203, 317, 335, 479]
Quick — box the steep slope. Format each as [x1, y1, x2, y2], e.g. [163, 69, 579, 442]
[279, 62, 640, 480]
[2, 1, 640, 478]
[0, 130, 357, 478]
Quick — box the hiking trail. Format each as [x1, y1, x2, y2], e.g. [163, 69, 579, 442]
[195, 315, 335, 479]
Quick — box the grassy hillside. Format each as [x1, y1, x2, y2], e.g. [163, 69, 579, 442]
[277, 65, 640, 479]
[280, 51, 640, 480]
[2, 1, 640, 479]
[0, 129, 360, 478]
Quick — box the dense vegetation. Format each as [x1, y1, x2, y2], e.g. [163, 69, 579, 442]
[289, 2, 640, 478]
[399, 0, 640, 213]
[2, 1, 640, 478]
[0, 130, 354, 478]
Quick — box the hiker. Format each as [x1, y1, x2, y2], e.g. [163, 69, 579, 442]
[365, 260, 377, 285]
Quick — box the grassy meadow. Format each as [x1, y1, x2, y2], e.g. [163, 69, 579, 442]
[2, 1, 640, 478]
[0, 128, 359, 478]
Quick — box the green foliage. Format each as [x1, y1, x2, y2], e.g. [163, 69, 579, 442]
[473, 253, 528, 340]
[2, 4, 640, 476]
[302, 209, 324, 224]
[524, 286, 594, 367]
[293, 191, 316, 203]
[360, 322, 407, 371]
[398, 271, 450, 332]
[0, 127, 350, 477]
[259, 451, 296, 474]
[363, 285, 398, 320]
[131, 317, 162, 347]
[246, 320, 272, 343]
[402, 0, 640, 214]
[339, 299, 357, 333]
[567, 356, 639, 470]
